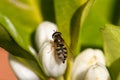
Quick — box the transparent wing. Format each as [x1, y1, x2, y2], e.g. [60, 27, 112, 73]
[64, 41, 74, 62]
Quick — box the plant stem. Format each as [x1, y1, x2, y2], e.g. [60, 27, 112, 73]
[65, 59, 73, 80]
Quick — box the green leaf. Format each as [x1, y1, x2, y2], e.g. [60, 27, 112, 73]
[54, 0, 84, 45]
[37, 0, 56, 23]
[70, 0, 95, 57]
[0, 0, 42, 53]
[108, 58, 120, 80]
[0, 25, 46, 79]
[81, 0, 117, 49]
[101, 24, 120, 80]
[101, 24, 120, 66]
[0, 0, 46, 79]
[54, 0, 87, 46]
[54, 0, 95, 57]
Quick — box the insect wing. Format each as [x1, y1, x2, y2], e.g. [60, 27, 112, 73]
[64, 41, 73, 62]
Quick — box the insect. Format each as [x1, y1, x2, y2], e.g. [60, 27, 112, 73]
[52, 31, 67, 63]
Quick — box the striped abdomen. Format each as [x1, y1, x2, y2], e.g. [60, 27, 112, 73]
[56, 43, 67, 63]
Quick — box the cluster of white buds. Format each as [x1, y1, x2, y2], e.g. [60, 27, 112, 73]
[9, 21, 111, 80]
[72, 48, 111, 80]
[36, 22, 111, 79]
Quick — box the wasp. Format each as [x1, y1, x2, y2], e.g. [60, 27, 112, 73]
[52, 31, 67, 63]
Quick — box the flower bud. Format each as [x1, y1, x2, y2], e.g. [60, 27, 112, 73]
[9, 55, 39, 80]
[72, 48, 106, 80]
[85, 63, 111, 80]
[35, 21, 58, 50]
[39, 41, 66, 77]
[35, 21, 66, 77]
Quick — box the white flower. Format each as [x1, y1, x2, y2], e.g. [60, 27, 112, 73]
[9, 55, 40, 80]
[85, 63, 111, 80]
[35, 21, 67, 77]
[71, 48, 109, 80]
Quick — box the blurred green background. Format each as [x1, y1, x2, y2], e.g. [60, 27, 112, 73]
[0, 0, 120, 80]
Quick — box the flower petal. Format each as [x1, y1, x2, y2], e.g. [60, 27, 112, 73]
[72, 48, 106, 80]
[85, 63, 111, 80]
[9, 55, 40, 80]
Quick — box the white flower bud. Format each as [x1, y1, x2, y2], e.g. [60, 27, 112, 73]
[72, 48, 106, 80]
[85, 63, 111, 80]
[9, 55, 40, 80]
[39, 41, 66, 77]
[35, 21, 58, 50]
[35, 21, 66, 77]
